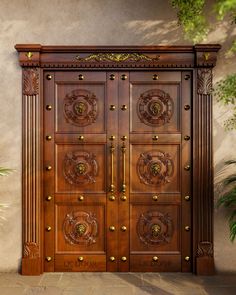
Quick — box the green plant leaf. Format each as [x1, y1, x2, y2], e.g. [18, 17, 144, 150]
[0, 167, 12, 176]
[217, 189, 236, 208]
[229, 220, 236, 241]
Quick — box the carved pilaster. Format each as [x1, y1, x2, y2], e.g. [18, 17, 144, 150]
[22, 67, 42, 275]
[194, 67, 215, 275]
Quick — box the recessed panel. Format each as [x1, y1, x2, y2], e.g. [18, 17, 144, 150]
[130, 144, 180, 193]
[55, 144, 106, 193]
[130, 83, 180, 133]
[55, 83, 106, 133]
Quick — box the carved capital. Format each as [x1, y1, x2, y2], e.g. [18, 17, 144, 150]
[23, 242, 39, 258]
[197, 68, 212, 95]
[197, 241, 213, 257]
[23, 68, 39, 95]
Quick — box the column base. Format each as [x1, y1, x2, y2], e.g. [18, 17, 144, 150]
[196, 256, 215, 275]
[22, 257, 42, 275]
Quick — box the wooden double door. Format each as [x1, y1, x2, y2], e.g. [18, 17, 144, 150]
[44, 70, 192, 272]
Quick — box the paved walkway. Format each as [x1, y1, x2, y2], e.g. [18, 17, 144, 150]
[0, 272, 236, 294]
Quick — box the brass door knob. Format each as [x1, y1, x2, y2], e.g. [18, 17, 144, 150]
[46, 135, 52, 141]
[120, 195, 127, 201]
[46, 105, 52, 110]
[78, 135, 84, 141]
[121, 74, 127, 80]
[184, 105, 190, 110]
[110, 74, 115, 80]
[121, 226, 127, 232]
[152, 256, 159, 261]
[152, 135, 159, 141]
[46, 166, 52, 171]
[185, 256, 190, 261]
[45, 256, 52, 262]
[110, 105, 116, 111]
[78, 74, 84, 80]
[121, 105, 127, 111]
[78, 195, 84, 201]
[184, 165, 190, 171]
[121, 256, 127, 262]
[46, 74, 52, 80]
[78, 256, 84, 262]
[110, 256, 115, 262]
[109, 226, 115, 232]
[153, 74, 158, 80]
[184, 135, 190, 141]
[109, 195, 116, 201]
[46, 226, 52, 232]
[152, 195, 159, 201]
[46, 195, 52, 201]
[184, 195, 190, 201]
[185, 226, 191, 231]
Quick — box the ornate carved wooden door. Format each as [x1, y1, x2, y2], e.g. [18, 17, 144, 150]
[44, 70, 191, 272]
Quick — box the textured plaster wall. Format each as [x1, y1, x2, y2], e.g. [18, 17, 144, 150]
[0, 0, 235, 272]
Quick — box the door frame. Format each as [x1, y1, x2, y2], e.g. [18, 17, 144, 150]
[15, 44, 221, 275]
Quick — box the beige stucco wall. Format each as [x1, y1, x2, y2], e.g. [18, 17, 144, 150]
[0, 0, 235, 273]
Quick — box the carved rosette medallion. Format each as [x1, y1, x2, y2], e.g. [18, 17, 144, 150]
[23, 68, 39, 96]
[137, 151, 174, 185]
[63, 211, 98, 245]
[64, 89, 98, 127]
[23, 242, 39, 258]
[197, 68, 212, 95]
[137, 89, 174, 126]
[137, 211, 173, 245]
[63, 151, 98, 185]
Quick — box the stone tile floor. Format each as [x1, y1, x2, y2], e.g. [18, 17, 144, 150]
[0, 272, 236, 295]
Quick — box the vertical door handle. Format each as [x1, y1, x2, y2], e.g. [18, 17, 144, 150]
[121, 136, 127, 193]
[109, 136, 115, 193]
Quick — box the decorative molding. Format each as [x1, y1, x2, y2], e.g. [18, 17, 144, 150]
[137, 210, 173, 245]
[63, 211, 98, 245]
[64, 89, 98, 127]
[76, 53, 160, 63]
[63, 151, 98, 184]
[197, 68, 212, 95]
[23, 68, 39, 95]
[137, 89, 174, 126]
[197, 241, 213, 257]
[137, 151, 174, 185]
[23, 242, 39, 258]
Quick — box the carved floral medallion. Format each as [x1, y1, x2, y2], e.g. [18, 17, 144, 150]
[64, 89, 98, 127]
[137, 210, 173, 245]
[137, 151, 174, 185]
[63, 211, 98, 245]
[63, 151, 98, 185]
[137, 89, 174, 126]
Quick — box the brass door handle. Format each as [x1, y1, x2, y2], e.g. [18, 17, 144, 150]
[121, 137, 126, 194]
[109, 137, 115, 193]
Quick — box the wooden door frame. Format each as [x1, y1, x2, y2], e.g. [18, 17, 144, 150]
[15, 44, 221, 275]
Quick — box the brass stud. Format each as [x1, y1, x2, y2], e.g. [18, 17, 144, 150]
[78, 256, 84, 262]
[110, 256, 115, 262]
[184, 74, 191, 80]
[109, 135, 115, 141]
[185, 256, 190, 261]
[184, 195, 191, 201]
[121, 105, 127, 111]
[121, 256, 127, 262]
[152, 256, 159, 262]
[184, 105, 190, 110]
[152, 135, 159, 141]
[121, 74, 127, 80]
[45, 256, 52, 262]
[46, 166, 52, 171]
[110, 74, 115, 80]
[46, 105, 52, 111]
[78, 135, 84, 141]
[78, 74, 84, 80]
[78, 195, 84, 201]
[121, 226, 127, 232]
[184, 135, 190, 141]
[26, 52, 33, 60]
[121, 135, 127, 141]
[184, 165, 190, 171]
[110, 105, 116, 111]
[185, 226, 191, 231]
[109, 195, 116, 201]
[153, 74, 158, 80]
[152, 195, 159, 201]
[46, 226, 52, 232]
[46, 135, 52, 141]
[46, 74, 52, 80]
[120, 195, 127, 201]
[109, 225, 115, 232]
[46, 195, 52, 201]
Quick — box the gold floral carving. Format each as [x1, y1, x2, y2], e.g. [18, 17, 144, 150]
[76, 53, 160, 62]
